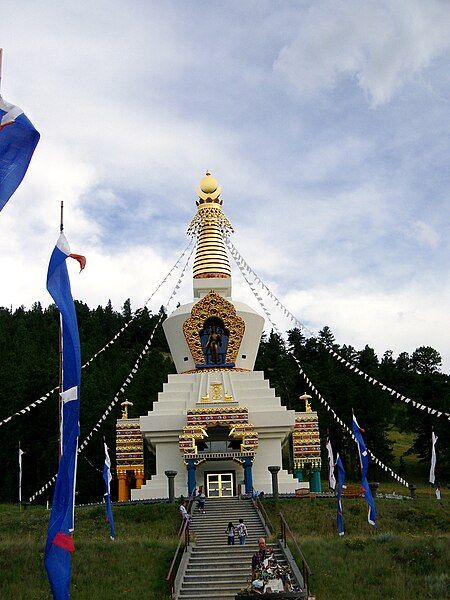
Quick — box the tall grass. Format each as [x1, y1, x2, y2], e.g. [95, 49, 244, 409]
[0, 503, 177, 599]
[264, 493, 450, 599]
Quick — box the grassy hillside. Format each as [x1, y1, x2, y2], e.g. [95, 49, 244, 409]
[0, 503, 177, 600]
[1, 490, 448, 599]
[264, 489, 450, 600]
[388, 427, 429, 481]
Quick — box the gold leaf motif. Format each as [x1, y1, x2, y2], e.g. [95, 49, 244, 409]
[183, 290, 245, 364]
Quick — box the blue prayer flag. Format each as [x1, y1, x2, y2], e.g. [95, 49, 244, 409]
[0, 95, 39, 211]
[352, 414, 376, 527]
[336, 453, 345, 536]
[103, 442, 116, 540]
[44, 233, 84, 599]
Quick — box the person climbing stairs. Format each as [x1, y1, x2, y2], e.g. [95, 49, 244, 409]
[176, 496, 290, 600]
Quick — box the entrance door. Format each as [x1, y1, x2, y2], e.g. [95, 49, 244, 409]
[206, 473, 234, 497]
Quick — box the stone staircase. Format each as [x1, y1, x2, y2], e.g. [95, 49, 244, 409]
[177, 497, 288, 600]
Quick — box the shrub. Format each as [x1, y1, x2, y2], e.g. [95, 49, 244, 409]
[344, 538, 367, 550]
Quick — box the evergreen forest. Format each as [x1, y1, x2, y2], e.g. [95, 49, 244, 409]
[0, 300, 448, 504]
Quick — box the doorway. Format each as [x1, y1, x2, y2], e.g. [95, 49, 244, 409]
[206, 472, 234, 497]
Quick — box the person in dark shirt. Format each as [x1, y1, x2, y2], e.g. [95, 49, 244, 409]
[252, 537, 268, 577]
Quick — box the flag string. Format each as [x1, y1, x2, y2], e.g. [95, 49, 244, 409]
[225, 238, 449, 421]
[230, 245, 410, 489]
[0, 239, 194, 429]
[82, 455, 103, 474]
[29, 243, 195, 502]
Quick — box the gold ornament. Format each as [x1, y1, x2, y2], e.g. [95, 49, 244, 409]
[183, 290, 245, 364]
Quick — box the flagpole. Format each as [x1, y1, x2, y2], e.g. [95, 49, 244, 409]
[0, 48, 3, 94]
[19, 441, 22, 509]
[58, 202, 64, 460]
[430, 429, 433, 501]
[60, 201, 64, 233]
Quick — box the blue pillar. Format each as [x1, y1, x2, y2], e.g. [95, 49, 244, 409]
[294, 468, 304, 482]
[187, 459, 196, 498]
[310, 467, 322, 493]
[243, 457, 253, 494]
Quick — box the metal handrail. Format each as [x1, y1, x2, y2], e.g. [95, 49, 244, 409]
[279, 511, 312, 597]
[167, 498, 194, 596]
[166, 518, 190, 596]
[252, 495, 274, 534]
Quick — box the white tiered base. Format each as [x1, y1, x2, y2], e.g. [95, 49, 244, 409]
[132, 370, 308, 500]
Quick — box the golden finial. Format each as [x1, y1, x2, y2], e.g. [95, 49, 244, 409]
[121, 399, 133, 419]
[197, 170, 221, 201]
[299, 393, 313, 412]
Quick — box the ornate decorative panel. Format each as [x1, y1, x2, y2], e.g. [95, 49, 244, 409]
[183, 290, 245, 364]
[293, 413, 321, 469]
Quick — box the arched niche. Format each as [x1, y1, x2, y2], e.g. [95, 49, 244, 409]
[200, 317, 229, 365]
[182, 290, 245, 366]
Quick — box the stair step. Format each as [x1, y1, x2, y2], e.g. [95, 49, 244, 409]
[191, 544, 258, 558]
[178, 595, 236, 600]
[193, 531, 266, 536]
[191, 517, 261, 522]
[175, 497, 279, 598]
[181, 583, 250, 591]
[188, 552, 284, 559]
[184, 572, 249, 578]
[186, 566, 250, 573]
[192, 537, 265, 542]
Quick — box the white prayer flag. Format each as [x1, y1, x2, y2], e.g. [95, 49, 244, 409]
[429, 431, 438, 485]
[326, 439, 336, 490]
[19, 445, 25, 503]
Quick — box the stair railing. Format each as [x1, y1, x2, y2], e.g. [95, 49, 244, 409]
[167, 497, 194, 597]
[279, 511, 312, 597]
[252, 495, 274, 534]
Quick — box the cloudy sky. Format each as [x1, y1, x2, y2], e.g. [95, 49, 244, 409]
[1, 0, 449, 371]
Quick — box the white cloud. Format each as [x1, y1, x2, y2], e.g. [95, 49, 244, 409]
[0, 1, 448, 376]
[274, 0, 450, 106]
[404, 220, 440, 248]
[282, 277, 450, 369]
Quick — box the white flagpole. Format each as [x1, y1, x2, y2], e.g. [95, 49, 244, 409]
[19, 442, 24, 505]
[429, 431, 438, 485]
[58, 201, 64, 460]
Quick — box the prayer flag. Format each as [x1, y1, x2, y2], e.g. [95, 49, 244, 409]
[44, 233, 84, 600]
[429, 431, 438, 485]
[336, 453, 345, 536]
[352, 414, 376, 528]
[103, 442, 116, 540]
[326, 439, 336, 490]
[0, 95, 39, 211]
[19, 445, 25, 503]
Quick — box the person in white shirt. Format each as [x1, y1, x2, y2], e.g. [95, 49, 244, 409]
[179, 500, 189, 524]
[236, 518, 248, 545]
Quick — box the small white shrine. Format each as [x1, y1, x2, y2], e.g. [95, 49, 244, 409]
[132, 173, 319, 499]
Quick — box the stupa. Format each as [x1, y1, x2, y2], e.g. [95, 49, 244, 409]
[132, 172, 319, 499]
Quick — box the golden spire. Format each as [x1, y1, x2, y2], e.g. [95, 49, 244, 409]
[188, 171, 233, 279]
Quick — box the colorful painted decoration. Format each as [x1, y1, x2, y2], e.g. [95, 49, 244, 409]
[293, 413, 321, 469]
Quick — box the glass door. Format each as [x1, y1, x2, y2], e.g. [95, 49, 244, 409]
[206, 473, 234, 497]
[220, 473, 233, 497]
